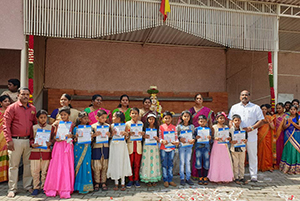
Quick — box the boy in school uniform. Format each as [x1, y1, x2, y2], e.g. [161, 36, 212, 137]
[229, 114, 248, 185]
[29, 110, 53, 195]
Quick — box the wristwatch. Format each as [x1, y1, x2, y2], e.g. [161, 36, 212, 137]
[250, 126, 254, 131]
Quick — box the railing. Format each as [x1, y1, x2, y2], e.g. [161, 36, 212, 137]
[24, 0, 278, 51]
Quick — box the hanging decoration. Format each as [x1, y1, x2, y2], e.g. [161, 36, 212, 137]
[268, 52, 275, 113]
[28, 35, 34, 104]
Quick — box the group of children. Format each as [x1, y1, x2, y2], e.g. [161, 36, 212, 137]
[30, 106, 250, 199]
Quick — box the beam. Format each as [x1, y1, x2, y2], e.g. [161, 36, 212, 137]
[20, 36, 28, 88]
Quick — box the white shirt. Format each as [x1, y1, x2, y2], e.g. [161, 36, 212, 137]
[228, 101, 264, 142]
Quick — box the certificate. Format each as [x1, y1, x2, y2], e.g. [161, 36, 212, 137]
[233, 131, 246, 148]
[197, 127, 210, 144]
[96, 125, 109, 144]
[77, 125, 92, 144]
[130, 124, 143, 141]
[164, 131, 176, 149]
[112, 123, 125, 141]
[56, 121, 72, 140]
[35, 129, 51, 149]
[217, 127, 230, 144]
[180, 130, 193, 147]
[145, 128, 157, 146]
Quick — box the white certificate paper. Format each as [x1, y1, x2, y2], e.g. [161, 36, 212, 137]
[180, 130, 193, 147]
[56, 121, 72, 140]
[145, 128, 157, 146]
[197, 127, 210, 144]
[77, 125, 92, 144]
[35, 129, 51, 149]
[96, 125, 109, 144]
[233, 131, 246, 148]
[130, 123, 143, 141]
[112, 123, 125, 141]
[218, 127, 230, 144]
[164, 131, 176, 149]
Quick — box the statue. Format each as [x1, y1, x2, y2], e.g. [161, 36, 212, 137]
[147, 86, 162, 116]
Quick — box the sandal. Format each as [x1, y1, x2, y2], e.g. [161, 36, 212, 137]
[94, 183, 100, 191]
[113, 185, 118, 191]
[121, 185, 126, 191]
[203, 177, 209, 185]
[198, 177, 203, 185]
[102, 184, 108, 191]
[152, 182, 157, 187]
[146, 183, 152, 187]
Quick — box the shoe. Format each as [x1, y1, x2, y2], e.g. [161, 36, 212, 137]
[180, 180, 186, 186]
[234, 179, 241, 185]
[203, 177, 209, 185]
[186, 179, 194, 185]
[126, 181, 134, 188]
[251, 177, 257, 182]
[134, 180, 141, 188]
[240, 178, 249, 185]
[164, 181, 169, 188]
[169, 181, 177, 187]
[198, 177, 203, 185]
[31, 189, 40, 196]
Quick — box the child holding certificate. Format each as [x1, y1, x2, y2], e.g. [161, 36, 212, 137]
[207, 112, 234, 183]
[139, 113, 162, 187]
[107, 111, 132, 191]
[29, 110, 53, 196]
[73, 112, 93, 194]
[194, 115, 213, 185]
[125, 108, 144, 188]
[229, 114, 248, 185]
[176, 110, 195, 186]
[91, 110, 110, 191]
[159, 111, 179, 188]
[44, 107, 74, 199]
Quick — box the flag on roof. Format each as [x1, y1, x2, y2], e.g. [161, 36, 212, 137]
[160, 0, 170, 21]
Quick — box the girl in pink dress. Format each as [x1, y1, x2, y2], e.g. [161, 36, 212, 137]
[44, 107, 75, 199]
[207, 112, 234, 183]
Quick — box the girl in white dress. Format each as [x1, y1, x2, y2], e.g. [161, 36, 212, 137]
[107, 111, 132, 191]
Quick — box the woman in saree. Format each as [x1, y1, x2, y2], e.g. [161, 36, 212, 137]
[0, 95, 11, 182]
[49, 94, 80, 124]
[280, 105, 300, 174]
[273, 103, 288, 169]
[84, 94, 110, 124]
[112, 94, 131, 122]
[257, 104, 275, 172]
[139, 97, 156, 124]
[189, 93, 214, 179]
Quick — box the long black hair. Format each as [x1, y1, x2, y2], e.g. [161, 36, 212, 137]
[143, 113, 159, 136]
[0, 95, 11, 108]
[89, 94, 103, 107]
[117, 94, 130, 108]
[61, 93, 73, 108]
[179, 110, 193, 125]
[75, 111, 89, 127]
[290, 105, 299, 123]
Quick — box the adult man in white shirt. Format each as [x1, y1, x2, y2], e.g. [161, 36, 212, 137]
[228, 90, 264, 182]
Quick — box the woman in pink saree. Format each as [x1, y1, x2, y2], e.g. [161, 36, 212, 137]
[189, 94, 214, 179]
[273, 103, 288, 169]
[84, 94, 110, 124]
